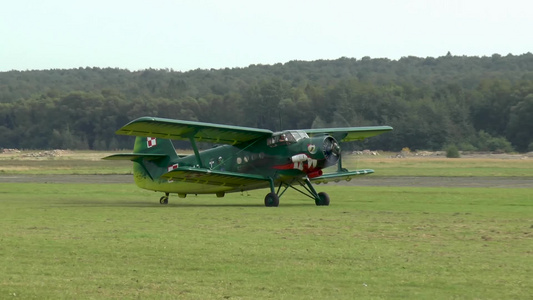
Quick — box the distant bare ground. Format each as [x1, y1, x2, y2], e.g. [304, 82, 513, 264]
[1, 174, 531, 188]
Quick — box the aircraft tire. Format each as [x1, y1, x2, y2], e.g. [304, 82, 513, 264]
[159, 196, 169, 205]
[315, 192, 330, 206]
[264, 192, 279, 207]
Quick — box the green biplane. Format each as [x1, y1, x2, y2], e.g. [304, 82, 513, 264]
[103, 117, 392, 206]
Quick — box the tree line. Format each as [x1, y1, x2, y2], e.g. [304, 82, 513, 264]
[0, 53, 532, 152]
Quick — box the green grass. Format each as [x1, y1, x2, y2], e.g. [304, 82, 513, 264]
[1, 183, 531, 299]
[340, 156, 533, 177]
[0, 159, 131, 175]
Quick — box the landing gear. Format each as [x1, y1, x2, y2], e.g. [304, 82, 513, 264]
[315, 192, 330, 206]
[159, 193, 169, 204]
[264, 192, 279, 207]
[299, 177, 330, 206]
[265, 177, 330, 207]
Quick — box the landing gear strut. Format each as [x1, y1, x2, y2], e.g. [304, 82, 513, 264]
[159, 193, 169, 204]
[264, 177, 330, 207]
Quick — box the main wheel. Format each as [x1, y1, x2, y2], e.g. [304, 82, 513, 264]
[315, 192, 330, 206]
[264, 192, 279, 207]
[159, 196, 169, 205]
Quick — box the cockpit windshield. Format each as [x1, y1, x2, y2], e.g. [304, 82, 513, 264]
[267, 130, 309, 147]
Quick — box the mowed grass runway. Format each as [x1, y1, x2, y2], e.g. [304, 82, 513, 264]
[0, 152, 532, 299]
[1, 183, 531, 299]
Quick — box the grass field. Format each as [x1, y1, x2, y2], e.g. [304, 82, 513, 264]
[0, 151, 532, 299]
[339, 155, 533, 177]
[1, 184, 532, 299]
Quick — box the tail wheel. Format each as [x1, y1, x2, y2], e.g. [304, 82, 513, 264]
[264, 192, 279, 207]
[315, 192, 330, 206]
[159, 195, 169, 205]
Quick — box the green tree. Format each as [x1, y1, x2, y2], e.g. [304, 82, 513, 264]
[243, 78, 290, 130]
[445, 144, 461, 158]
[506, 94, 533, 151]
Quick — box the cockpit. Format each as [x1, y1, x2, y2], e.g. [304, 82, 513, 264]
[267, 130, 309, 147]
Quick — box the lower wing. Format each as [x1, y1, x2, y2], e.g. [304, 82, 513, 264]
[160, 167, 272, 190]
[311, 169, 374, 184]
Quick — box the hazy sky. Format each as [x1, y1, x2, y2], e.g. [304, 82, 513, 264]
[2, 0, 532, 71]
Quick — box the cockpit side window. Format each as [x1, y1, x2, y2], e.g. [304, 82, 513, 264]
[267, 131, 308, 147]
[291, 131, 309, 141]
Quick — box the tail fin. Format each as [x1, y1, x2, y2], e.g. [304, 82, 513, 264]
[103, 137, 178, 182]
[132, 137, 179, 160]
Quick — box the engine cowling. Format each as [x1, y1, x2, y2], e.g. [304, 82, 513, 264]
[303, 135, 341, 169]
[272, 134, 341, 176]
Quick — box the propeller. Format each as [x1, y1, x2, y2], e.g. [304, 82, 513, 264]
[323, 136, 340, 165]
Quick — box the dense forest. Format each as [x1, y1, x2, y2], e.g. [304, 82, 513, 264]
[1, 53, 532, 152]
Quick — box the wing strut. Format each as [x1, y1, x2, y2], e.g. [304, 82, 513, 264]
[188, 136, 204, 168]
[337, 152, 346, 172]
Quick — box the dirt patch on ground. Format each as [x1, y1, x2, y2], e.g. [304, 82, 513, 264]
[20, 150, 71, 158]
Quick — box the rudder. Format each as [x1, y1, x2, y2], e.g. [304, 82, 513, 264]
[130, 137, 179, 185]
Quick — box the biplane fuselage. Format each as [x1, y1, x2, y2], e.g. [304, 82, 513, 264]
[132, 132, 339, 195]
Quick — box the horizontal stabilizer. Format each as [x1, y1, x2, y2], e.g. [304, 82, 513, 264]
[311, 169, 374, 184]
[160, 167, 271, 188]
[102, 153, 168, 161]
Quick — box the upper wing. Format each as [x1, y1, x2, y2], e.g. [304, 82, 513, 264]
[305, 126, 393, 142]
[115, 117, 273, 145]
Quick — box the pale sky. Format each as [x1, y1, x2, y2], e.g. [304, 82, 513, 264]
[1, 0, 532, 72]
